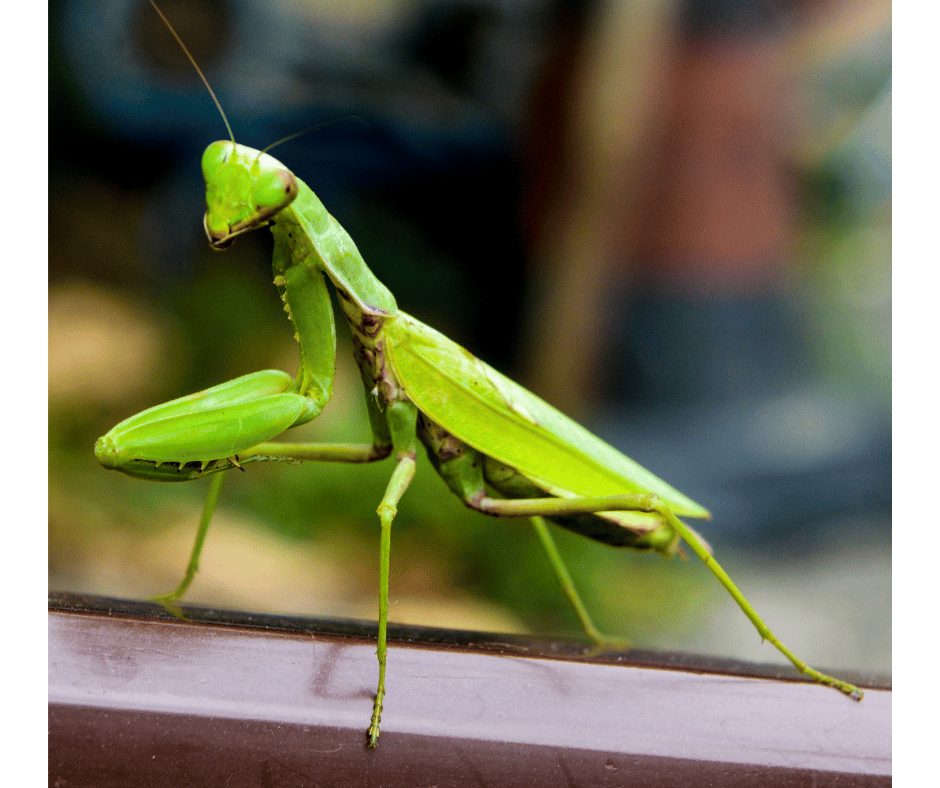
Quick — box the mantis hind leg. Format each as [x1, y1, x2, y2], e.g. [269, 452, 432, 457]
[530, 517, 629, 652]
[482, 492, 863, 700]
[151, 470, 227, 618]
[657, 507, 864, 701]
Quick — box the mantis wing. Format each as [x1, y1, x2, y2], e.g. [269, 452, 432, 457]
[384, 313, 710, 521]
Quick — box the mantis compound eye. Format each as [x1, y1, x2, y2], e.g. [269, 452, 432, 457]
[253, 169, 297, 212]
[201, 140, 233, 182]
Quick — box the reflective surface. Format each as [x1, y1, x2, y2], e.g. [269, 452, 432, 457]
[49, 593, 890, 786]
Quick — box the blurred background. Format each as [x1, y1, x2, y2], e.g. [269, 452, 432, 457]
[50, 0, 890, 676]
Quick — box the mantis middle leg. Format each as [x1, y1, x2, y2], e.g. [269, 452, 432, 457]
[153, 439, 392, 609]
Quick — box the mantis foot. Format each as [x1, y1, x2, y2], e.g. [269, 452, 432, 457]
[366, 690, 384, 749]
[584, 632, 631, 658]
[150, 593, 189, 621]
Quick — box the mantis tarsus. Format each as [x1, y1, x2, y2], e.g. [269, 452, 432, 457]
[95, 0, 863, 749]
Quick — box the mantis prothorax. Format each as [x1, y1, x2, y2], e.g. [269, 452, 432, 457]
[95, 0, 863, 749]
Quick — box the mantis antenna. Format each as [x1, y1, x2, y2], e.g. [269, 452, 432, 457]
[150, 0, 363, 164]
[260, 116, 369, 157]
[148, 0, 236, 145]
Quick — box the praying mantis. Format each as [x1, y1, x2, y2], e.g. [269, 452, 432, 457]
[95, 1, 862, 749]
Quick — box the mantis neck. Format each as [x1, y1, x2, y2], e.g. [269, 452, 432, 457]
[279, 180, 397, 318]
[268, 180, 399, 414]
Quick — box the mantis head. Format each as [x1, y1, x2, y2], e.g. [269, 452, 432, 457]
[202, 141, 299, 249]
[144, 4, 299, 249]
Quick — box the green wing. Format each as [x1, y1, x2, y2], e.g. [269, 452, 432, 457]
[384, 312, 709, 520]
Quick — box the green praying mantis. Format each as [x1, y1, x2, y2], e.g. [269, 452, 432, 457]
[95, 1, 862, 749]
